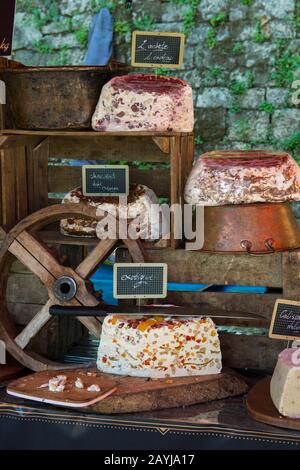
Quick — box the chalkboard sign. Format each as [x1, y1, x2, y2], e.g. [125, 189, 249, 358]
[82, 165, 129, 197]
[269, 299, 300, 340]
[114, 263, 168, 299]
[131, 31, 185, 68]
[0, 0, 16, 56]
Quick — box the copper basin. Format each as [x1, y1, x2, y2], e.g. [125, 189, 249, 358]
[196, 203, 300, 253]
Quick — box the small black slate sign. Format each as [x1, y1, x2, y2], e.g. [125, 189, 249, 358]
[269, 299, 300, 340]
[82, 165, 129, 197]
[0, 0, 16, 56]
[114, 263, 168, 299]
[131, 31, 185, 68]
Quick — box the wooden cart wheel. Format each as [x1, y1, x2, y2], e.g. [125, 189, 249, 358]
[0, 203, 145, 372]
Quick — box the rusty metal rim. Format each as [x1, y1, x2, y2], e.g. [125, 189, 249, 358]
[197, 246, 300, 255]
[1, 65, 129, 73]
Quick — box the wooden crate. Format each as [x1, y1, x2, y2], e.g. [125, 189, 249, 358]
[116, 247, 300, 371]
[0, 128, 193, 365]
[0, 130, 194, 248]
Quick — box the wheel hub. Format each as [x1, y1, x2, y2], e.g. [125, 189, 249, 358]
[53, 276, 77, 302]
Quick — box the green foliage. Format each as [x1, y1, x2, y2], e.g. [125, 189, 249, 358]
[293, 16, 300, 30]
[240, 0, 253, 5]
[154, 68, 172, 76]
[75, 27, 89, 47]
[204, 10, 227, 50]
[34, 40, 52, 54]
[133, 14, 155, 31]
[49, 46, 70, 66]
[182, 0, 201, 37]
[31, 0, 60, 28]
[195, 135, 203, 145]
[232, 42, 245, 55]
[281, 132, 300, 155]
[90, 0, 119, 13]
[230, 80, 247, 95]
[204, 66, 225, 85]
[259, 101, 275, 114]
[229, 99, 241, 114]
[114, 20, 131, 35]
[271, 41, 300, 87]
[252, 18, 270, 43]
[205, 28, 217, 49]
[245, 70, 255, 88]
[132, 161, 155, 170]
[234, 119, 251, 140]
[209, 11, 226, 27]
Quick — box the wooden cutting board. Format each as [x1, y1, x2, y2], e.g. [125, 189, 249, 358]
[7, 367, 248, 414]
[7, 369, 118, 408]
[247, 377, 300, 431]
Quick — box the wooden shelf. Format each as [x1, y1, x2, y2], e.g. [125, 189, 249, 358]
[38, 229, 99, 246]
[38, 229, 168, 249]
[1, 129, 194, 137]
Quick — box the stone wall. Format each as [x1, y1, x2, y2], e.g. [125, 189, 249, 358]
[12, 0, 300, 159]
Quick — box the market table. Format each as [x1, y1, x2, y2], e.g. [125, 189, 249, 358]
[0, 382, 299, 450]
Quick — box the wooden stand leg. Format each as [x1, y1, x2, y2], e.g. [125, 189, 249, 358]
[170, 136, 181, 249]
[0, 146, 16, 231]
[26, 137, 49, 213]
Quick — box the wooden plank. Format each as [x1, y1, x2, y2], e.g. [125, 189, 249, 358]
[247, 377, 300, 432]
[164, 291, 279, 319]
[49, 136, 169, 162]
[11, 259, 34, 274]
[117, 248, 283, 287]
[152, 136, 170, 153]
[39, 229, 99, 246]
[8, 238, 54, 288]
[15, 300, 52, 349]
[0, 105, 5, 130]
[32, 139, 49, 210]
[26, 138, 49, 213]
[14, 231, 99, 308]
[0, 135, 45, 149]
[48, 166, 171, 198]
[25, 144, 35, 215]
[8, 302, 46, 325]
[76, 239, 117, 279]
[282, 251, 300, 300]
[170, 136, 181, 249]
[15, 146, 28, 221]
[2, 129, 193, 137]
[220, 333, 285, 370]
[7, 367, 247, 414]
[1, 147, 16, 230]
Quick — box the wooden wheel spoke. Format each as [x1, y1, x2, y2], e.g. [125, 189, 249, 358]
[76, 238, 118, 279]
[15, 300, 52, 350]
[13, 230, 65, 279]
[8, 238, 55, 286]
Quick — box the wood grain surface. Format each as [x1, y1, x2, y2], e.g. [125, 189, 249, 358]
[8, 367, 248, 414]
[247, 377, 300, 431]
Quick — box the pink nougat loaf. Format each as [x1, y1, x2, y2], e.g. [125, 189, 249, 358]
[92, 74, 194, 132]
[184, 150, 300, 206]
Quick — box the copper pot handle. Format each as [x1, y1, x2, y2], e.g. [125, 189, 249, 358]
[240, 239, 252, 253]
[264, 238, 275, 252]
[240, 238, 275, 255]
